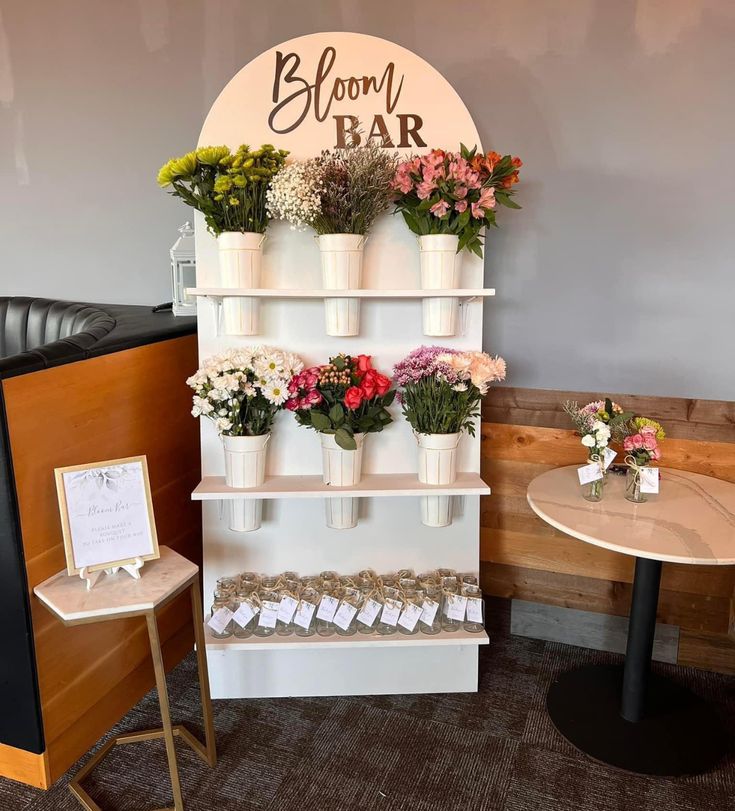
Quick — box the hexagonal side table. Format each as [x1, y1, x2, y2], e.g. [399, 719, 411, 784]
[34, 546, 217, 810]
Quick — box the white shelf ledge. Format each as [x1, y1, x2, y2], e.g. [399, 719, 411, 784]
[192, 472, 490, 500]
[206, 626, 489, 651]
[187, 287, 495, 300]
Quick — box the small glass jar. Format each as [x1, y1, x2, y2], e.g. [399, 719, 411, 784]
[209, 594, 234, 639]
[276, 590, 297, 637]
[420, 586, 443, 635]
[461, 574, 479, 588]
[625, 467, 648, 503]
[232, 588, 257, 639]
[583, 478, 605, 502]
[280, 570, 299, 582]
[316, 588, 339, 637]
[436, 568, 457, 579]
[335, 588, 361, 636]
[216, 576, 238, 595]
[319, 570, 339, 582]
[239, 571, 260, 588]
[399, 577, 417, 590]
[260, 576, 279, 590]
[253, 590, 279, 638]
[376, 587, 401, 636]
[462, 584, 485, 633]
[442, 590, 465, 633]
[295, 587, 319, 637]
[398, 588, 423, 636]
[356, 588, 380, 635]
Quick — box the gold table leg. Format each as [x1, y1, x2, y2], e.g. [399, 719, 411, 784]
[68, 582, 217, 810]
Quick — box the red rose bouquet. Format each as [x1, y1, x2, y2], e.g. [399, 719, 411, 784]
[286, 354, 395, 450]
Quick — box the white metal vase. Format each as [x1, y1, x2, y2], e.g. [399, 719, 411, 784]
[416, 431, 461, 527]
[418, 234, 462, 337]
[318, 234, 366, 337]
[223, 433, 269, 532]
[218, 231, 266, 336]
[320, 431, 365, 529]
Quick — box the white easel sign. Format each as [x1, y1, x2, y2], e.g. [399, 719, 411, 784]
[55, 456, 160, 588]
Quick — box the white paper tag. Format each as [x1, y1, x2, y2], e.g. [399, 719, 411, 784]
[356, 598, 381, 627]
[380, 598, 403, 627]
[640, 467, 660, 494]
[231, 601, 258, 629]
[277, 595, 298, 624]
[316, 594, 339, 623]
[603, 447, 617, 470]
[258, 600, 280, 629]
[293, 600, 316, 630]
[398, 602, 423, 632]
[420, 598, 440, 627]
[466, 597, 484, 623]
[333, 601, 358, 631]
[578, 462, 603, 485]
[207, 607, 233, 635]
[446, 594, 468, 622]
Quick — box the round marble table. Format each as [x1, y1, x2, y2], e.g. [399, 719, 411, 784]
[527, 465, 735, 776]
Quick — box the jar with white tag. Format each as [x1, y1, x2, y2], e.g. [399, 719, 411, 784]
[216, 577, 238, 595]
[233, 588, 258, 639]
[462, 584, 485, 633]
[253, 590, 279, 638]
[294, 587, 319, 637]
[441, 589, 466, 633]
[398, 588, 424, 636]
[209, 593, 235, 639]
[420, 586, 443, 635]
[316, 588, 340, 637]
[334, 588, 361, 636]
[356, 588, 381, 635]
[276, 589, 297, 636]
[239, 571, 260, 589]
[376, 587, 402, 636]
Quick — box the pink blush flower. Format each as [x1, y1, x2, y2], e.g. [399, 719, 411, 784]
[430, 200, 450, 218]
[304, 389, 323, 406]
[471, 202, 485, 219]
[455, 200, 468, 213]
[623, 436, 634, 452]
[642, 434, 657, 451]
[477, 187, 496, 209]
[416, 179, 437, 200]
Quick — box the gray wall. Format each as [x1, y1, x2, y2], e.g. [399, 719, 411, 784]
[1, 1, 733, 399]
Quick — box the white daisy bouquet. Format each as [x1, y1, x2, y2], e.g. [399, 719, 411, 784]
[187, 346, 303, 436]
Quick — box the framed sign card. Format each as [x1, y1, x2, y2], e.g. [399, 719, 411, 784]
[55, 455, 160, 578]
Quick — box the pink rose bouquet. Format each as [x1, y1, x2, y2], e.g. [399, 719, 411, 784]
[393, 346, 506, 436]
[623, 417, 665, 466]
[286, 353, 395, 450]
[391, 145, 522, 257]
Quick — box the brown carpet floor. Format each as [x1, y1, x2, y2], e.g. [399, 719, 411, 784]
[2, 600, 734, 811]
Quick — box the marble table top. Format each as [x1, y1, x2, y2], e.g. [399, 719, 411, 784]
[527, 466, 735, 565]
[34, 546, 198, 622]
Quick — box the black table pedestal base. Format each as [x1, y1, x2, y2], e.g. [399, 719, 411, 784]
[547, 663, 728, 776]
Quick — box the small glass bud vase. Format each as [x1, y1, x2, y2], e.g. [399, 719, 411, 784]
[625, 467, 647, 503]
[583, 478, 604, 502]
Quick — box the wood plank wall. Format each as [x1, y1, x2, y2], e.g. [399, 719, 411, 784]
[1, 335, 201, 786]
[480, 386, 735, 675]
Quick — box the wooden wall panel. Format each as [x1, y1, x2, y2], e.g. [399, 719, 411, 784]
[2, 334, 201, 784]
[480, 388, 735, 674]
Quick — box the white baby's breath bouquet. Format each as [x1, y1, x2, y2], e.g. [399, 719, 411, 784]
[187, 347, 303, 436]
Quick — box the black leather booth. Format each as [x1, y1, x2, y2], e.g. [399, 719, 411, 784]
[0, 297, 196, 756]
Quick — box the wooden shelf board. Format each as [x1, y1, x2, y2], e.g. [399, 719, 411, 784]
[187, 287, 495, 299]
[192, 472, 491, 500]
[205, 625, 489, 651]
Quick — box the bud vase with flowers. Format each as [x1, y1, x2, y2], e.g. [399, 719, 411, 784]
[563, 398, 632, 502]
[623, 418, 665, 503]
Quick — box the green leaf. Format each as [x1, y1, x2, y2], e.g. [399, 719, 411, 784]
[334, 426, 357, 450]
[329, 403, 344, 426]
[496, 193, 521, 210]
[310, 411, 331, 431]
[382, 389, 396, 407]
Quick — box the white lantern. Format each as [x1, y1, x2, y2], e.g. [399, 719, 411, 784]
[169, 222, 197, 317]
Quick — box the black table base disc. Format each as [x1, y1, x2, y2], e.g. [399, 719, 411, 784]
[547, 664, 728, 776]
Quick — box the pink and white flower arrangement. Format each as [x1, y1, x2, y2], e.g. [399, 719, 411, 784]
[187, 346, 303, 436]
[393, 346, 506, 436]
[563, 398, 633, 458]
[391, 145, 522, 257]
[623, 418, 665, 466]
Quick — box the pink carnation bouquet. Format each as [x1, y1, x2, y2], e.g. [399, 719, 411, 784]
[393, 346, 506, 436]
[391, 145, 522, 257]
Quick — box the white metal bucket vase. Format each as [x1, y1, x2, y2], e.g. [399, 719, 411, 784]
[320, 431, 364, 530]
[218, 231, 266, 336]
[325, 497, 359, 530]
[318, 234, 366, 337]
[418, 234, 462, 337]
[223, 434, 269, 488]
[228, 499, 263, 533]
[416, 431, 460, 528]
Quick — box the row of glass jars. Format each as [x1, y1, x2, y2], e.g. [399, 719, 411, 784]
[207, 568, 485, 640]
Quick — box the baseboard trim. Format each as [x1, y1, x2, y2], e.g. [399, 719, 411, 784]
[0, 741, 50, 789]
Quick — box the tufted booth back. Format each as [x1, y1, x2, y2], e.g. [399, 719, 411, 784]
[0, 297, 115, 358]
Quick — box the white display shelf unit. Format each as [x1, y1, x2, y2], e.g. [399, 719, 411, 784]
[187, 287, 495, 300]
[192, 472, 490, 500]
[205, 624, 489, 651]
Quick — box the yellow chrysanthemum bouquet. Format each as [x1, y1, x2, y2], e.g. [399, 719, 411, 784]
[157, 144, 288, 235]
